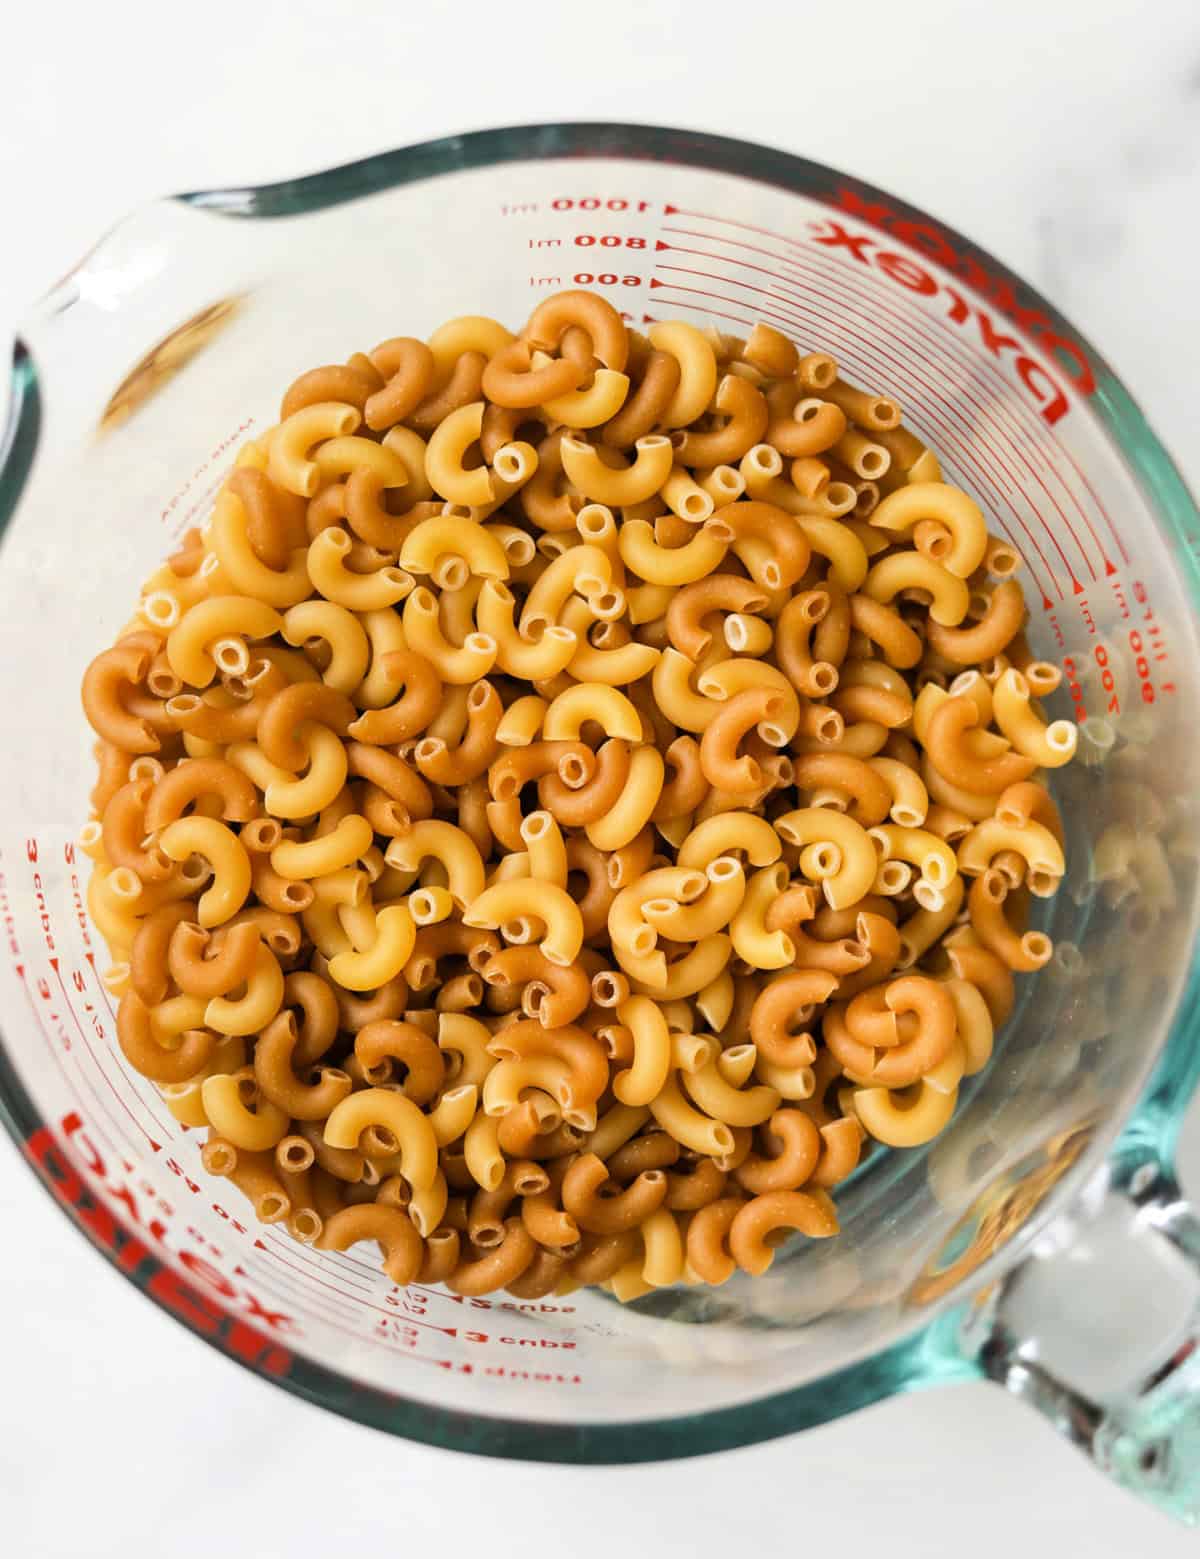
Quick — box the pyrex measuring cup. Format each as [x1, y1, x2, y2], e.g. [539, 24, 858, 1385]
[3, 122, 1200, 1520]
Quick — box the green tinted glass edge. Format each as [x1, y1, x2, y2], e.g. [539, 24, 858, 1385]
[0, 341, 39, 541]
[0, 120, 1197, 1460]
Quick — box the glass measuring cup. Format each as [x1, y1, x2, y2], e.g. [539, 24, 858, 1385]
[3, 121, 1200, 1520]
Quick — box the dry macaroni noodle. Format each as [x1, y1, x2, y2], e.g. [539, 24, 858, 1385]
[80, 294, 1076, 1300]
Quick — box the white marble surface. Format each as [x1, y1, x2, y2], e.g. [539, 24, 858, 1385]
[3, 1, 1200, 1552]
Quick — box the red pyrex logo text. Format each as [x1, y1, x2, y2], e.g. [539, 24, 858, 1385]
[24, 1120, 293, 1378]
[813, 187, 1097, 427]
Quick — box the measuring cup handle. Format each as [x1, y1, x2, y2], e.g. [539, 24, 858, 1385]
[979, 1166, 1200, 1525]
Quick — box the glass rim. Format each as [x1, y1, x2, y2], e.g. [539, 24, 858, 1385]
[2, 118, 1199, 1462]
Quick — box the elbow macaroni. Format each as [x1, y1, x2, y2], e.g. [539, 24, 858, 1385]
[81, 292, 1076, 1300]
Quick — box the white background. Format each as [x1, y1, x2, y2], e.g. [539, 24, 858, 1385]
[3, 1, 1200, 1551]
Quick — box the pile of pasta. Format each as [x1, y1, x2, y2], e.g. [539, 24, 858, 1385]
[81, 290, 1076, 1301]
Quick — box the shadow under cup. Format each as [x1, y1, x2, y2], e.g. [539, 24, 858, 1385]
[1, 123, 1198, 1461]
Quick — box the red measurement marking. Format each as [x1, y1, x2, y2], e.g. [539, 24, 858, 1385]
[664, 256, 1076, 599]
[261, 1237, 575, 1347]
[826, 188, 1129, 563]
[549, 197, 653, 213]
[663, 227, 797, 263]
[666, 219, 1057, 498]
[32, 1112, 582, 1373]
[159, 418, 255, 532]
[664, 202, 805, 247]
[667, 204, 1071, 422]
[261, 1228, 374, 1294]
[255, 1235, 408, 1318]
[802, 228, 1127, 566]
[667, 217, 1086, 546]
[246, 1259, 461, 1366]
[82, 989, 179, 1161]
[480, 1366, 582, 1383]
[1060, 439, 1131, 565]
[62, 841, 94, 955]
[651, 277, 1061, 603]
[457, 1330, 578, 1349]
[259, 1238, 466, 1334]
[443, 1294, 578, 1316]
[831, 185, 1096, 390]
[781, 265, 1098, 591]
[83, 950, 117, 1021]
[1061, 654, 1087, 721]
[783, 243, 1110, 582]
[660, 212, 1127, 571]
[10, 954, 124, 1158]
[812, 222, 1069, 424]
[80, 949, 176, 1144]
[243, 1249, 360, 1326]
[48, 955, 159, 1151]
[25, 836, 171, 1146]
[571, 234, 647, 250]
[653, 269, 1024, 556]
[571, 271, 642, 287]
[1130, 581, 1172, 700]
[655, 263, 1034, 522]
[782, 242, 1105, 571]
[654, 259, 1084, 594]
[324, 1242, 388, 1278]
[1093, 641, 1120, 714]
[245, 1262, 375, 1346]
[385, 1287, 429, 1315]
[56, 873, 175, 1141]
[646, 298, 752, 330]
[660, 236, 1032, 522]
[238, 1264, 583, 1386]
[659, 236, 799, 288]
